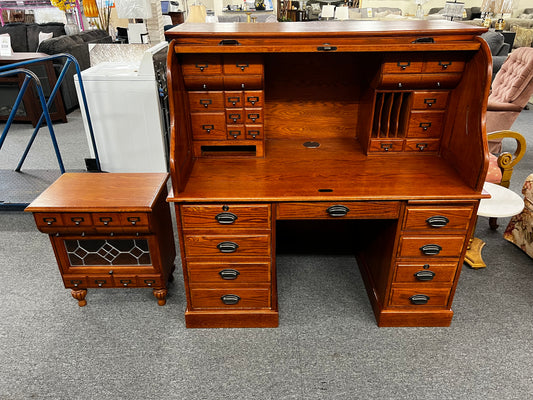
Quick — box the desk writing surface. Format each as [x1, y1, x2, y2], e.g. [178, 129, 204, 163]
[169, 138, 481, 203]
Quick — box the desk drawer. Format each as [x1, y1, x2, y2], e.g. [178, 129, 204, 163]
[277, 201, 400, 220]
[403, 206, 474, 231]
[393, 262, 458, 284]
[411, 91, 449, 110]
[398, 235, 465, 258]
[181, 204, 271, 229]
[188, 261, 270, 283]
[190, 287, 271, 309]
[184, 234, 270, 257]
[389, 287, 451, 308]
[188, 91, 225, 112]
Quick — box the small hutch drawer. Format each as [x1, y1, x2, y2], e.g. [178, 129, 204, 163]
[223, 54, 263, 75]
[183, 75, 224, 91]
[188, 91, 225, 112]
[191, 113, 227, 140]
[181, 55, 222, 75]
[406, 112, 444, 138]
[411, 91, 449, 110]
[404, 139, 440, 152]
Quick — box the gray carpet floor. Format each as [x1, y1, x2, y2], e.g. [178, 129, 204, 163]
[0, 106, 532, 399]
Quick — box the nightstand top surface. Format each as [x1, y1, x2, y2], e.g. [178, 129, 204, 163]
[25, 173, 169, 212]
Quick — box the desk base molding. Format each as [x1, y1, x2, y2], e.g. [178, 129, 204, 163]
[185, 309, 279, 328]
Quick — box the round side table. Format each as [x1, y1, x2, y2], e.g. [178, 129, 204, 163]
[465, 182, 525, 269]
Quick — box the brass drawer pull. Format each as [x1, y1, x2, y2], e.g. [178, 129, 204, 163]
[409, 294, 430, 304]
[247, 96, 259, 105]
[424, 98, 437, 107]
[99, 217, 112, 225]
[326, 205, 350, 217]
[419, 122, 432, 131]
[247, 113, 260, 122]
[420, 244, 442, 255]
[200, 99, 212, 108]
[202, 124, 214, 133]
[396, 61, 410, 70]
[71, 217, 84, 225]
[426, 215, 449, 228]
[221, 294, 241, 305]
[217, 241, 239, 253]
[195, 63, 208, 72]
[219, 269, 240, 280]
[414, 270, 435, 281]
[127, 216, 141, 225]
[227, 96, 240, 106]
[215, 212, 238, 224]
[229, 114, 241, 123]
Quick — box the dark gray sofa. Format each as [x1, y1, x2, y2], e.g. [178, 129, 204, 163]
[0, 23, 112, 112]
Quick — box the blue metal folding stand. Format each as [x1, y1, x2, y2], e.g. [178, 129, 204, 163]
[0, 53, 101, 173]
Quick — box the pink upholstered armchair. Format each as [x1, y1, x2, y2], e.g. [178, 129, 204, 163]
[486, 47, 533, 152]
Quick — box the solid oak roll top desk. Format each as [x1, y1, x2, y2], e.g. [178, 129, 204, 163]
[165, 21, 492, 328]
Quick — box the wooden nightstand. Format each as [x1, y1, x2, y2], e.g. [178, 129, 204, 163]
[26, 173, 176, 306]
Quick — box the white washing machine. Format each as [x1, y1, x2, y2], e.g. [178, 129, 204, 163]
[74, 43, 168, 173]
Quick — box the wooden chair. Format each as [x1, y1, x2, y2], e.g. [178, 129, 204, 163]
[485, 130, 527, 229]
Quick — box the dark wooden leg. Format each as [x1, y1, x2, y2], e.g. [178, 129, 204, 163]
[71, 289, 87, 307]
[489, 217, 499, 230]
[153, 288, 168, 306]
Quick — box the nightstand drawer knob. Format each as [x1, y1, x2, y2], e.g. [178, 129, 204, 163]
[120, 279, 132, 287]
[420, 244, 442, 255]
[44, 217, 56, 225]
[409, 294, 430, 305]
[326, 205, 350, 217]
[99, 217, 112, 225]
[217, 241, 239, 253]
[215, 212, 238, 224]
[127, 217, 141, 225]
[426, 215, 449, 228]
[144, 279, 155, 287]
[414, 270, 435, 281]
[71, 217, 84, 225]
[221, 294, 241, 305]
[219, 269, 240, 280]
[95, 280, 106, 287]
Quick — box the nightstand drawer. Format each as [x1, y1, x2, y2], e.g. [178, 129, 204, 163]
[119, 213, 150, 231]
[190, 287, 271, 309]
[403, 206, 474, 231]
[181, 204, 271, 229]
[389, 287, 451, 308]
[188, 261, 270, 283]
[398, 235, 465, 258]
[393, 262, 459, 284]
[184, 234, 271, 258]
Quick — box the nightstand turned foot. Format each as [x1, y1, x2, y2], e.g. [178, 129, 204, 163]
[153, 288, 168, 306]
[71, 289, 88, 306]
